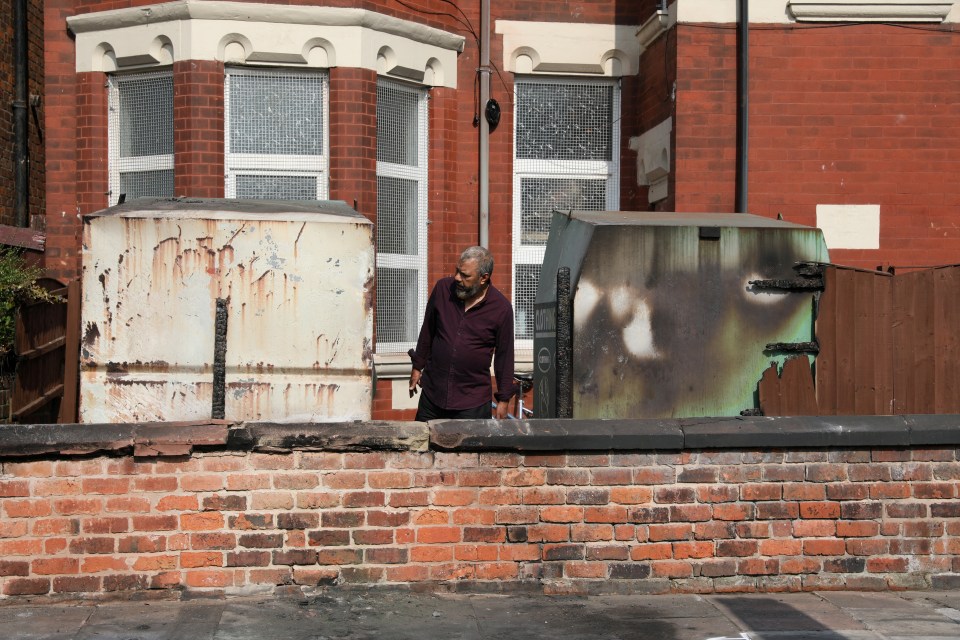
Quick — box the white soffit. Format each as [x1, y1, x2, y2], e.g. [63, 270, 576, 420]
[788, 1, 954, 22]
[496, 20, 640, 77]
[67, 0, 465, 88]
[816, 204, 881, 250]
[676, 0, 956, 23]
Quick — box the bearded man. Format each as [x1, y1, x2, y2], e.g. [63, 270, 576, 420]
[408, 246, 516, 420]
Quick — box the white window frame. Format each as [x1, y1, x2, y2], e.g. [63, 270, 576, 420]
[107, 70, 174, 206]
[375, 78, 429, 356]
[512, 76, 621, 346]
[224, 67, 330, 200]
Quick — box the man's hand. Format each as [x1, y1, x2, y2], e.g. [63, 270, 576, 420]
[494, 399, 509, 420]
[409, 368, 422, 398]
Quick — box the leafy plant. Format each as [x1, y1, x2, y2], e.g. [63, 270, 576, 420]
[0, 247, 60, 359]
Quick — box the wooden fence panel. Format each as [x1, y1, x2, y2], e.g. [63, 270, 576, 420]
[11, 278, 68, 423]
[765, 264, 960, 417]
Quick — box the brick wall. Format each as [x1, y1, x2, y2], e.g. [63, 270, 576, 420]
[0, 0, 45, 228]
[674, 22, 960, 270]
[173, 60, 225, 199]
[42, 0, 79, 280]
[1, 421, 959, 598]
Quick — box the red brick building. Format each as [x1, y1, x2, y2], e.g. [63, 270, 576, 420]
[41, 1, 960, 419]
[0, 0, 44, 230]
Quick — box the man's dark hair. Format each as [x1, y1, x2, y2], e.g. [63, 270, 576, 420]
[460, 246, 494, 277]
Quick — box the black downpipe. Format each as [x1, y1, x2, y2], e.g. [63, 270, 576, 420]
[13, 0, 29, 227]
[735, 0, 749, 213]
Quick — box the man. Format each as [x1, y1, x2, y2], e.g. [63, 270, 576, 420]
[408, 246, 516, 420]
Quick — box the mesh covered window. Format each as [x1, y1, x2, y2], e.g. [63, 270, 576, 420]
[512, 78, 620, 341]
[108, 71, 174, 204]
[225, 68, 329, 200]
[376, 79, 428, 354]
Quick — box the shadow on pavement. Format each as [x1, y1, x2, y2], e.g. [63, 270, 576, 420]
[709, 594, 870, 639]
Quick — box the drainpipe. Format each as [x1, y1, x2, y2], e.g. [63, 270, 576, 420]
[478, 0, 490, 248]
[13, 0, 29, 227]
[735, 0, 749, 213]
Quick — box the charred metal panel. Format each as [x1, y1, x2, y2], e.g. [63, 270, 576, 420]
[80, 198, 374, 423]
[534, 211, 828, 419]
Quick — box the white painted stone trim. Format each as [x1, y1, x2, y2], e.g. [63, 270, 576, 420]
[788, 1, 954, 22]
[67, 0, 464, 88]
[637, 7, 677, 54]
[495, 21, 641, 77]
[675, 0, 957, 24]
[816, 204, 881, 250]
[629, 118, 673, 204]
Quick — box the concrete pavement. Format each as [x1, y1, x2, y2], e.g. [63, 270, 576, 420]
[1, 589, 959, 640]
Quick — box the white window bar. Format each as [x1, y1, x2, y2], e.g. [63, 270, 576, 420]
[376, 79, 429, 355]
[108, 71, 175, 205]
[512, 77, 621, 343]
[225, 67, 329, 200]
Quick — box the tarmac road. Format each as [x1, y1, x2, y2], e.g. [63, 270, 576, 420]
[1, 589, 959, 640]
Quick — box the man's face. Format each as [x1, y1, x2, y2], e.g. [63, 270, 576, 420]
[454, 258, 489, 301]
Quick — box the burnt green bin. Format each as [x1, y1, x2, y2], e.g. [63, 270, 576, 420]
[533, 211, 829, 419]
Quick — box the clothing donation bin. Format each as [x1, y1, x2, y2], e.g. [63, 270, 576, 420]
[534, 211, 828, 419]
[80, 198, 374, 423]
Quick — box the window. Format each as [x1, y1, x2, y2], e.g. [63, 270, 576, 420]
[376, 79, 428, 354]
[512, 78, 620, 341]
[225, 68, 329, 200]
[108, 71, 174, 205]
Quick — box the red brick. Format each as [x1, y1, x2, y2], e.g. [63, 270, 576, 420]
[416, 527, 461, 544]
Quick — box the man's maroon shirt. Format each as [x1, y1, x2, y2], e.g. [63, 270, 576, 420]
[409, 277, 516, 410]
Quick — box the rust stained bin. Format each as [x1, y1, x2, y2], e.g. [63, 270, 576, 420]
[80, 198, 374, 423]
[534, 211, 829, 419]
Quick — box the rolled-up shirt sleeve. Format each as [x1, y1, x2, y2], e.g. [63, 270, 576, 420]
[408, 280, 440, 371]
[492, 305, 516, 403]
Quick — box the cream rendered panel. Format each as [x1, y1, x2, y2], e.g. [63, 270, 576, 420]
[816, 204, 881, 250]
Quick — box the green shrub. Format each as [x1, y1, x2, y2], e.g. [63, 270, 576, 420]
[0, 247, 60, 358]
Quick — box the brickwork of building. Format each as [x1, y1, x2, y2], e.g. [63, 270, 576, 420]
[173, 60, 225, 199]
[673, 22, 960, 270]
[1, 441, 959, 598]
[38, 2, 960, 418]
[42, 0, 80, 275]
[0, 0, 45, 229]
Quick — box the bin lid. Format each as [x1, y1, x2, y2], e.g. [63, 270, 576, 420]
[562, 210, 813, 230]
[85, 197, 369, 224]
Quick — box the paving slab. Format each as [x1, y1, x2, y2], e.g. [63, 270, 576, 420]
[0, 605, 94, 640]
[1, 589, 960, 639]
[77, 600, 224, 640]
[708, 594, 870, 632]
[816, 591, 960, 639]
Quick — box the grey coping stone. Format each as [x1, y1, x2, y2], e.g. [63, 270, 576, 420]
[1, 415, 959, 458]
[228, 421, 429, 453]
[906, 415, 960, 446]
[429, 418, 684, 451]
[681, 415, 912, 449]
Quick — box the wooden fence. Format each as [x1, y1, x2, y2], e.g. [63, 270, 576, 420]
[760, 264, 960, 416]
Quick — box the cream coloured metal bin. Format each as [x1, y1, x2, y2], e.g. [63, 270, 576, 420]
[80, 198, 374, 423]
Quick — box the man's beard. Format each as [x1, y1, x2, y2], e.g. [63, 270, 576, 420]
[456, 282, 482, 300]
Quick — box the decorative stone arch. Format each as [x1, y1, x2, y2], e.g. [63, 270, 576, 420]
[68, 1, 464, 87]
